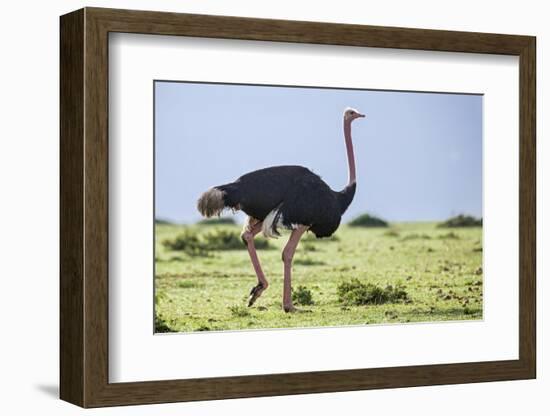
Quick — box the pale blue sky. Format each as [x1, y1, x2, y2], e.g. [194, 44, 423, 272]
[155, 81, 482, 224]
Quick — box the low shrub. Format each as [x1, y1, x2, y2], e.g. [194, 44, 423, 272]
[162, 227, 270, 256]
[292, 285, 315, 305]
[348, 213, 388, 228]
[204, 228, 270, 250]
[337, 279, 408, 306]
[438, 214, 482, 228]
[197, 217, 236, 226]
[202, 229, 244, 250]
[303, 232, 340, 242]
[154, 218, 173, 225]
[161, 229, 208, 256]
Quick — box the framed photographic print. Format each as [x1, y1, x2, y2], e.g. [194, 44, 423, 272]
[60, 7, 536, 408]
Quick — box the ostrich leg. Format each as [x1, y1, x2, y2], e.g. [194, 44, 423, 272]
[281, 225, 309, 313]
[241, 218, 269, 307]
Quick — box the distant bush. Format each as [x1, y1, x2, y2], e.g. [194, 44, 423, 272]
[348, 213, 388, 228]
[202, 229, 244, 250]
[337, 279, 408, 305]
[162, 229, 210, 257]
[303, 232, 340, 242]
[292, 285, 315, 305]
[155, 218, 173, 225]
[162, 227, 270, 256]
[439, 214, 482, 228]
[204, 228, 270, 250]
[198, 217, 236, 226]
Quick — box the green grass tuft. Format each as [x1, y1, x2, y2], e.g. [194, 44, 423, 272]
[294, 257, 325, 266]
[337, 279, 408, 305]
[438, 231, 460, 239]
[301, 242, 317, 252]
[229, 305, 251, 317]
[196, 325, 211, 331]
[177, 280, 201, 289]
[401, 233, 431, 241]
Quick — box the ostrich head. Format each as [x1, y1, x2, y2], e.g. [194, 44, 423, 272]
[344, 107, 365, 122]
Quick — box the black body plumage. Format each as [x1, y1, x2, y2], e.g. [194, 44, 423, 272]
[214, 165, 356, 238]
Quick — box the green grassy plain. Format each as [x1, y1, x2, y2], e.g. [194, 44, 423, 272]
[155, 222, 483, 333]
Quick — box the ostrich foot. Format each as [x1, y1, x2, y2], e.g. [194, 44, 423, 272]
[248, 283, 267, 307]
[283, 304, 313, 313]
[283, 303, 298, 313]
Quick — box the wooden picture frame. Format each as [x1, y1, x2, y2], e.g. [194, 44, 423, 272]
[60, 7, 536, 408]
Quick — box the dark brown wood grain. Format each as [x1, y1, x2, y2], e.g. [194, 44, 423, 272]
[60, 7, 537, 408]
[59, 8, 84, 406]
[518, 38, 537, 375]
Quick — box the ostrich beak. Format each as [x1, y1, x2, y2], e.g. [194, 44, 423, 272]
[357, 113, 365, 118]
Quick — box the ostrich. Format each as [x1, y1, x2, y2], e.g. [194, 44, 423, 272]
[197, 108, 365, 312]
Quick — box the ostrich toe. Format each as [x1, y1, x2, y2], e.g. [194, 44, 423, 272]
[248, 282, 266, 307]
[283, 303, 298, 313]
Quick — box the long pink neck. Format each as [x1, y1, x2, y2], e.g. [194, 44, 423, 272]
[343, 119, 356, 186]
